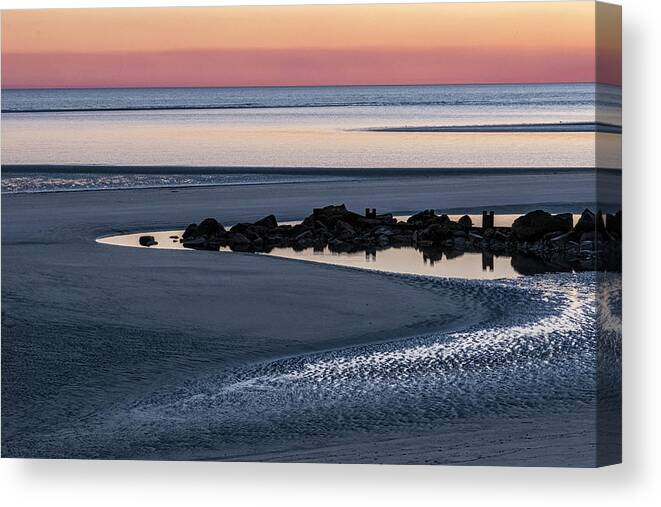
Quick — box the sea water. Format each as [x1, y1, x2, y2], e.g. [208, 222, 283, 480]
[2, 83, 621, 193]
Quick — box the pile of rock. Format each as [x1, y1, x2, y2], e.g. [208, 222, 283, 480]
[179, 205, 622, 272]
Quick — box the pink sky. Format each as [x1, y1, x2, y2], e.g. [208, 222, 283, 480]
[1, 3, 621, 88]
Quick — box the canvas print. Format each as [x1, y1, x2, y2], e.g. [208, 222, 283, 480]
[1, 1, 621, 466]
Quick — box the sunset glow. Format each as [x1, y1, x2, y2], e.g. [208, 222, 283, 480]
[1, 2, 621, 88]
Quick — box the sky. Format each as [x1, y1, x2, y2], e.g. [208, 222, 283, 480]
[1, 2, 621, 89]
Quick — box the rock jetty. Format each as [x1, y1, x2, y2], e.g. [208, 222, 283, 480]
[179, 205, 622, 272]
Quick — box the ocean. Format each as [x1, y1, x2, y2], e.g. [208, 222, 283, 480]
[1, 83, 621, 193]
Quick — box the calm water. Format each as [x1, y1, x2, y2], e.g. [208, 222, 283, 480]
[96, 214, 582, 280]
[96, 228, 519, 280]
[2, 83, 621, 170]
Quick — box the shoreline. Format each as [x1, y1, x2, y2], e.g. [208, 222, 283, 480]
[2, 176, 619, 463]
[2, 164, 621, 176]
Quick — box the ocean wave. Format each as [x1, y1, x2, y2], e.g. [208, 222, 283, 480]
[0, 172, 356, 194]
[1, 98, 620, 114]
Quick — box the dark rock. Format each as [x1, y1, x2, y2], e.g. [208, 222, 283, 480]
[181, 205, 621, 274]
[493, 230, 510, 241]
[595, 210, 607, 233]
[555, 213, 574, 229]
[407, 209, 437, 224]
[197, 218, 225, 237]
[294, 230, 315, 247]
[580, 231, 603, 243]
[182, 223, 198, 239]
[418, 224, 451, 244]
[229, 233, 251, 247]
[139, 235, 157, 247]
[458, 215, 472, 230]
[511, 210, 572, 240]
[375, 213, 396, 224]
[606, 211, 622, 237]
[252, 237, 265, 250]
[573, 209, 596, 235]
[230, 223, 253, 234]
[314, 204, 347, 216]
[391, 234, 412, 246]
[182, 237, 208, 249]
[334, 220, 356, 240]
[548, 230, 574, 244]
[311, 204, 362, 228]
[453, 237, 466, 249]
[254, 214, 278, 229]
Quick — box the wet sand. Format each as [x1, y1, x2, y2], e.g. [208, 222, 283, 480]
[1, 170, 619, 464]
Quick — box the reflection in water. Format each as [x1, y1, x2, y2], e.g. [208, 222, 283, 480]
[266, 244, 521, 280]
[96, 212, 585, 280]
[97, 230, 522, 280]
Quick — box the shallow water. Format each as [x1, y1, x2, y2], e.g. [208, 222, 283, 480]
[4, 272, 621, 463]
[1, 83, 621, 168]
[96, 213, 582, 280]
[0, 171, 357, 194]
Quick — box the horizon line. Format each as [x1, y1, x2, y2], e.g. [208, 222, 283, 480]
[1, 81, 621, 92]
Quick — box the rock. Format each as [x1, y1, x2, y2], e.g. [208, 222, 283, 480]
[390, 234, 412, 246]
[230, 223, 253, 234]
[573, 209, 596, 235]
[493, 230, 510, 241]
[294, 230, 314, 244]
[315, 204, 347, 216]
[418, 224, 450, 244]
[181, 205, 621, 274]
[169, 235, 179, 239]
[580, 240, 595, 253]
[372, 226, 394, 237]
[181, 237, 208, 249]
[230, 233, 250, 245]
[555, 213, 574, 229]
[606, 211, 622, 237]
[314, 220, 330, 231]
[375, 213, 396, 224]
[595, 210, 607, 233]
[548, 230, 574, 243]
[407, 209, 437, 224]
[580, 231, 603, 242]
[196, 218, 225, 237]
[334, 220, 356, 240]
[458, 215, 472, 230]
[376, 235, 390, 247]
[139, 235, 157, 247]
[182, 223, 198, 239]
[254, 214, 278, 229]
[310, 205, 364, 229]
[511, 210, 572, 240]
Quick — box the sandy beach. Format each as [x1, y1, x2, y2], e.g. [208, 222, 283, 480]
[1, 170, 621, 464]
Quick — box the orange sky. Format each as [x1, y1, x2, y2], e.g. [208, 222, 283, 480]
[1, 2, 621, 89]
